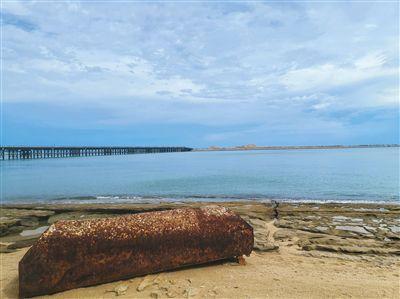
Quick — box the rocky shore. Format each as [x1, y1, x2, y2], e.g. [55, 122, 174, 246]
[1, 201, 399, 298]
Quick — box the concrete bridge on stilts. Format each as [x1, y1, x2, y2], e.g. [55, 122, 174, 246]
[0, 146, 193, 160]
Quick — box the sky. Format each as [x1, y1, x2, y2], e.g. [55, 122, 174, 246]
[2, 1, 399, 147]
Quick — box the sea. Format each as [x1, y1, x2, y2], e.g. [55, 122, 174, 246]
[1, 147, 399, 204]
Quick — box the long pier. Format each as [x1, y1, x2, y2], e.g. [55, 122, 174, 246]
[0, 146, 193, 160]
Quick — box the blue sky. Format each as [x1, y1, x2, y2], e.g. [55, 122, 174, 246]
[2, 1, 399, 147]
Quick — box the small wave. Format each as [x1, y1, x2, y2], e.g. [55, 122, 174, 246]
[261, 198, 399, 205]
[52, 196, 98, 201]
[42, 194, 400, 205]
[3, 193, 398, 205]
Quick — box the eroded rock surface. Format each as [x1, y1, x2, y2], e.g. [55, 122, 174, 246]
[1, 201, 399, 257]
[275, 203, 400, 255]
[0, 209, 54, 237]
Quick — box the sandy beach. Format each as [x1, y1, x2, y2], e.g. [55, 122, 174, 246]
[1, 201, 399, 298]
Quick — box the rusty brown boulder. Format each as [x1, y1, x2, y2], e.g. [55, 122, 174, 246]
[19, 206, 253, 297]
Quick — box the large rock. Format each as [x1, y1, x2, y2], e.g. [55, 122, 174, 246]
[19, 206, 253, 297]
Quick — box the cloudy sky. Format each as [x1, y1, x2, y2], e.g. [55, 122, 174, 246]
[2, 1, 399, 147]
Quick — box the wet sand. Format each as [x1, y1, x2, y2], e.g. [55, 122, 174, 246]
[1, 201, 399, 298]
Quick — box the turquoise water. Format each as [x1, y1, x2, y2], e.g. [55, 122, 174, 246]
[1, 148, 399, 203]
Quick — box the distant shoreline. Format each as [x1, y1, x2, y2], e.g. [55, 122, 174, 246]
[194, 144, 399, 152]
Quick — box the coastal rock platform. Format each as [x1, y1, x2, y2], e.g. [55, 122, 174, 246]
[1, 201, 399, 298]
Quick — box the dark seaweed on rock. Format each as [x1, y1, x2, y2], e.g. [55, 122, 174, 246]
[19, 206, 253, 298]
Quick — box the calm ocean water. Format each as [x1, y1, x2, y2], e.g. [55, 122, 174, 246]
[1, 148, 399, 204]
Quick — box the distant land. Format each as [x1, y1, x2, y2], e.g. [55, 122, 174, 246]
[195, 144, 399, 151]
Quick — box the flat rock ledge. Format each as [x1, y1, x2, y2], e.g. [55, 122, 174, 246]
[1, 201, 399, 257]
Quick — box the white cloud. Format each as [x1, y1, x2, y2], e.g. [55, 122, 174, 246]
[373, 88, 399, 106]
[280, 53, 396, 93]
[364, 23, 378, 30]
[354, 52, 386, 69]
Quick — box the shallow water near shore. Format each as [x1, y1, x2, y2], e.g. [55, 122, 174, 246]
[1, 147, 399, 203]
